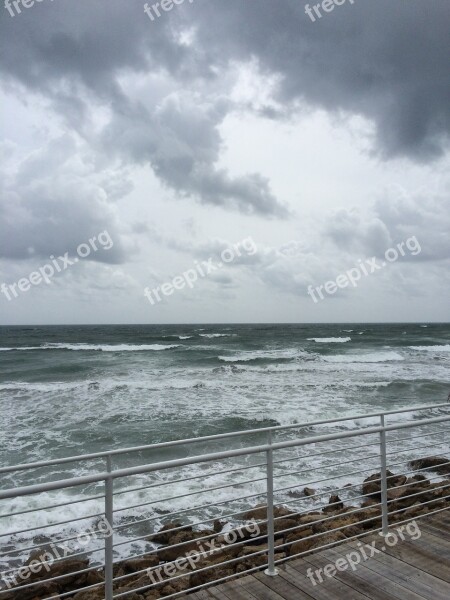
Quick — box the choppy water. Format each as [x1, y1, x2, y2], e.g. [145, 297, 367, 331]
[0, 323, 449, 568]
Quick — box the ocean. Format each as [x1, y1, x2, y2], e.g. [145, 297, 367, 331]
[0, 323, 449, 566]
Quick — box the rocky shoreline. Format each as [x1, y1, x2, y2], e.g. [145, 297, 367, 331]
[1, 455, 449, 600]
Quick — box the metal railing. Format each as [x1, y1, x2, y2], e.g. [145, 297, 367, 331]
[0, 402, 449, 599]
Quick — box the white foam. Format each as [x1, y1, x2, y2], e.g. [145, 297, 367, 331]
[0, 344, 181, 352]
[219, 349, 301, 362]
[323, 351, 404, 363]
[307, 337, 351, 343]
[43, 343, 181, 352]
[409, 345, 450, 352]
[0, 347, 42, 351]
[200, 334, 233, 338]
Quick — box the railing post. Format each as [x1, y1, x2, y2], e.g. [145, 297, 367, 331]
[379, 415, 389, 536]
[105, 455, 114, 600]
[264, 431, 278, 576]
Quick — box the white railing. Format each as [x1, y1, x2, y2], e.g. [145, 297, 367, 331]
[0, 402, 449, 599]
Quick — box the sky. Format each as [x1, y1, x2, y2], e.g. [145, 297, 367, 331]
[0, 0, 449, 325]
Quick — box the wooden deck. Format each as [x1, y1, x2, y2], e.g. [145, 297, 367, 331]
[184, 512, 450, 600]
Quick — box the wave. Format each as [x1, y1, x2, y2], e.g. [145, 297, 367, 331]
[307, 337, 351, 343]
[0, 343, 181, 352]
[0, 347, 42, 351]
[323, 351, 404, 363]
[409, 345, 450, 352]
[199, 333, 233, 338]
[218, 349, 303, 362]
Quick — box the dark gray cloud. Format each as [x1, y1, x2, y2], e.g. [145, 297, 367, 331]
[196, 0, 450, 161]
[2, 0, 448, 228]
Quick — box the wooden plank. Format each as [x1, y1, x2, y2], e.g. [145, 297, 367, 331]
[237, 575, 288, 600]
[280, 559, 371, 600]
[421, 512, 450, 529]
[209, 578, 255, 600]
[185, 590, 214, 599]
[416, 529, 450, 552]
[339, 538, 450, 595]
[254, 568, 315, 600]
[304, 546, 428, 600]
[419, 517, 450, 538]
[381, 539, 450, 583]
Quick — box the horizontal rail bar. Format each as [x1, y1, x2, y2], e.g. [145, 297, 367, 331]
[113, 474, 266, 514]
[0, 492, 105, 520]
[112, 460, 266, 498]
[1, 413, 449, 501]
[1, 402, 447, 476]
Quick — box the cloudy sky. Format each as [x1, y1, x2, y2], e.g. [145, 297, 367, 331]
[0, 0, 449, 324]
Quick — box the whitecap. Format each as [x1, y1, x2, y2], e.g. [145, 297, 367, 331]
[323, 351, 404, 363]
[219, 349, 302, 362]
[307, 337, 351, 343]
[40, 343, 181, 352]
[409, 345, 450, 352]
[200, 333, 232, 338]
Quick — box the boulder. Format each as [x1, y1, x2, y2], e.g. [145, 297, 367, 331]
[362, 470, 406, 499]
[157, 530, 212, 562]
[149, 522, 189, 545]
[290, 531, 346, 557]
[243, 505, 294, 521]
[322, 495, 344, 513]
[73, 589, 106, 600]
[409, 456, 450, 476]
[121, 556, 160, 573]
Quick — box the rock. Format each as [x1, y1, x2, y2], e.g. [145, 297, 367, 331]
[190, 565, 234, 588]
[322, 495, 344, 513]
[409, 456, 450, 476]
[361, 498, 379, 507]
[213, 519, 227, 533]
[257, 517, 298, 538]
[318, 513, 362, 537]
[362, 470, 407, 499]
[243, 505, 294, 521]
[409, 474, 429, 484]
[114, 573, 154, 598]
[284, 527, 314, 546]
[149, 522, 189, 545]
[157, 530, 211, 562]
[157, 568, 190, 596]
[287, 489, 303, 498]
[188, 546, 241, 588]
[73, 589, 106, 600]
[304, 487, 316, 497]
[5, 580, 60, 600]
[358, 507, 382, 529]
[290, 531, 346, 557]
[121, 556, 160, 573]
